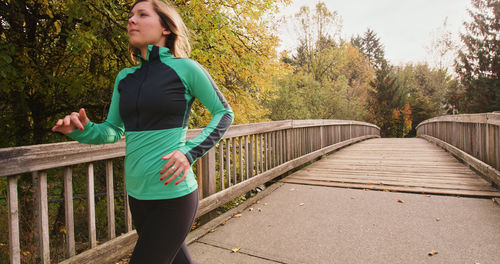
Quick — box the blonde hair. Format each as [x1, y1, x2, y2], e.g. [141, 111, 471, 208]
[129, 0, 191, 61]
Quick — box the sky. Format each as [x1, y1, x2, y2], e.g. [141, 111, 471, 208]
[276, 0, 471, 67]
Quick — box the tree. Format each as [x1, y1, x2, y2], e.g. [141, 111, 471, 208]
[455, 0, 499, 113]
[351, 28, 387, 70]
[269, 2, 372, 121]
[425, 18, 460, 71]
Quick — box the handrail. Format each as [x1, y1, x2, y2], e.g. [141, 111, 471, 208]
[416, 112, 500, 187]
[2, 119, 380, 263]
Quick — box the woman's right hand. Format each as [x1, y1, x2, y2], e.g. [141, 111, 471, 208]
[52, 108, 89, 134]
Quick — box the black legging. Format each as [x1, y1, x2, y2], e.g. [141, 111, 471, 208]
[128, 189, 199, 264]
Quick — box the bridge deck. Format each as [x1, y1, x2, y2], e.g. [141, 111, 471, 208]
[282, 138, 500, 197]
[186, 138, 500, 263]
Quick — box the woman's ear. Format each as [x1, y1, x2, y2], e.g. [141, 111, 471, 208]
[163, 29, 171, 36]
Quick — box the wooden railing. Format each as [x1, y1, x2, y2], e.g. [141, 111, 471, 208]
[416, 112, 500, 187]
[1, 120, 380, 263]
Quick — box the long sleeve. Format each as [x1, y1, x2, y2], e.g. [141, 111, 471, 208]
[178, 61, 234, 164]
[66, 71, 126, 144]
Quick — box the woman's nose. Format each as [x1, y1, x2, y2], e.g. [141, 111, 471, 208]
[128, 15, 136, 24]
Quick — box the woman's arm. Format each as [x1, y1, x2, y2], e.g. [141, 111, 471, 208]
[178, 60, 234, 164]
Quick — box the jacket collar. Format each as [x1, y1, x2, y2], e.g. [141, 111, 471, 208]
[135, 45, 173, 63]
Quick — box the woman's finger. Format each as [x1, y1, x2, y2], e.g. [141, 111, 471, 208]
[63, 115, 72, 126]
[174, 169, 188, 185]
[164, 168, 184, 185]
[160, 163, 178, 181]
[70, 113, 84, 131]
[159, 159, 175, 176]
[79, 108, 89, 126]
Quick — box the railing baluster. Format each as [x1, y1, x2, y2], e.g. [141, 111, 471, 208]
[245, 135, 250, 180]
[64, 167, 76, 257]
[124, 165, 132, 233]
[226, 139, 231, 186]
[105, 161, 116, 240]
[239, 137, 243, 182]
[33, 171, 50, 263]
[248, 135, 253, 178]
[8, 175, 21, 264]
[264, 133, 269, 171]
[87, 163, 97, 248]
[218, 141, 224, 190]
[232, 137, 237, 184]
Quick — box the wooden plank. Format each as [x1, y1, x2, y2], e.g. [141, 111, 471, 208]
[8, 176, 21, 264]
[299, 166, 481, 178]
[33, 171, 50, 263]
[421, 135, 500, 187]
[87, 163, 97, 248]
[281, 179, 500, 197]
[59, 231, 138, 264]
[64, 167, 76, 257]
[285, 175, 496, 191]
[105, 161, 115, 240]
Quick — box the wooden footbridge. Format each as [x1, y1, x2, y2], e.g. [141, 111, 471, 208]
[1, 113, 499, 263]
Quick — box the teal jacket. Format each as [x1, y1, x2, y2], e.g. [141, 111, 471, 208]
[68, 45, 234, 200]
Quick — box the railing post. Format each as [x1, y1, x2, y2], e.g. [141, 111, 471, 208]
[8, 175, 21, 264]
[123, 166, 132, 233]
[201, 148, 216, 199]
[87, 163, 97, 248]
[63, 167, 76, 257]
[33, 171, 50, 263]
[105, 161, 115, 240]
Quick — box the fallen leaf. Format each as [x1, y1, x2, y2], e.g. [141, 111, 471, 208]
[249, 208, 254, 211]
[209, 229, 216, 233]
[231, 247, 241, 253]
[60, 226, 66, 234]
[299, 203, 305, 206]
[264, 203, 268, 206]
[233, 214, 242, 218]
[427, 251, 438, 256]
[397, 199, 404, 203]
[221, 221, 227, 225]
[404, 185, 409, 188]
[290, 188, 296, 191]
[366, 182, 372, 185]
[435, 218, 440, 222]
[256, 201, 260, 204]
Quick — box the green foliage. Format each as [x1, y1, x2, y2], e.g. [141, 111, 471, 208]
[454, 0, 499, 113]
[268, 3, 372, 122]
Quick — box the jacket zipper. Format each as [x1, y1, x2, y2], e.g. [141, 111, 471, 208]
[136, 62, 149, 129]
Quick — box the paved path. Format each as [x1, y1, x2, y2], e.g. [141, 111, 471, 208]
[188, 182, 500, 264]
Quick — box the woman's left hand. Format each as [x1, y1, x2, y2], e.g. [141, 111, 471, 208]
[159, 150, 191, 185]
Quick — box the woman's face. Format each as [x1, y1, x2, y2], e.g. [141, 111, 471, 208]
[128, 1, 169, 51]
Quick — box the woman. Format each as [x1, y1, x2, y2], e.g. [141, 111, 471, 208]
[52, 0, 234, 263]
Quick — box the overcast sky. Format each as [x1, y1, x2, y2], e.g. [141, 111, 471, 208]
[277, 0, 471, 67]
